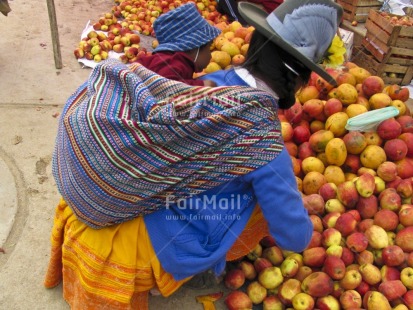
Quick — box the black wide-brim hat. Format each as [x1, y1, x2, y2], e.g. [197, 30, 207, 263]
[238, 0, 343, 86]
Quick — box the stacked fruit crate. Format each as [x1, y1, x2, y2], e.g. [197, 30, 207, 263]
[336, 0, 382, 23]
[352, 9, 413, 85]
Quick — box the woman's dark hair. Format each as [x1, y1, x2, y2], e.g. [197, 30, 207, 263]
[242, 31, 312, 109]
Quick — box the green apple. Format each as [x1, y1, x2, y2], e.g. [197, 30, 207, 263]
[400, 267, 413, 289]
[258, 266, 283, 290]
[292, 292, 315, 310]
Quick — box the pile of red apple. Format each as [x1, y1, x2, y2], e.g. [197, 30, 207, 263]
[223, 63, 413, 310]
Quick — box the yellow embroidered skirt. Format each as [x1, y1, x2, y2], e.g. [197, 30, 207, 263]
[44, 199, 269, 309]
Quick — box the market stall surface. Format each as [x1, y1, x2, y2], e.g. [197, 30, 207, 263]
[0, 0, 231, 308]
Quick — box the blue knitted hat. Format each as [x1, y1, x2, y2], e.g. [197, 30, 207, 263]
[153, 3, 221, 53]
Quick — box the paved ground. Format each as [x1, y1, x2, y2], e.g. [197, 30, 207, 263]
[2, 1, 413, 309]
[0, 0, 229, 308]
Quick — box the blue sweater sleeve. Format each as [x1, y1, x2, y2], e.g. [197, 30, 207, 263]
[243, 148, 313, 252]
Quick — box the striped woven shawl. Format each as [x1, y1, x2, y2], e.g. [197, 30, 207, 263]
[53, 59, 284, 228]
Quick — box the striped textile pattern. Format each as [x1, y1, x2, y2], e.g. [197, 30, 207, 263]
[153, 3, 221, 52]
[53, 59, 284, 228]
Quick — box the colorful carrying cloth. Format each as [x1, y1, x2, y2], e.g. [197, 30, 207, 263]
[44, 199, 269, 309]
[53, 59, 283, 228]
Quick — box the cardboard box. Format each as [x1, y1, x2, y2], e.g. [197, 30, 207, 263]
[339, 27, 355, 60]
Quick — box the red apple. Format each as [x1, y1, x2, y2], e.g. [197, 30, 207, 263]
[377, 161, 399, 182]
[302, 247, 326, 268]
[378, 280, 407, 301]
[260, 235, 276, 248]
[319, 182, 338, 201]
[284, 101, 303, 125]
[356, 195, 379, 219]
[315, 295, 340, 309]
[381, 265, 401, 282]
[374, 209, 399, 231]
[398, 133, 413, 157]
[334, 212, 358, 237]
[339, 289, 362, 309]
[362, 75, 385, 98]
[402, 289, 413, 310]
[336, 181, 359, 210]
[336, 71, 357, 86]
[324, 98, 343, 117]
[310, 214, 324, 233]
[301, 272, 334, 297]
[253, 257, 273, 274]
[303, 99, 324, 118]
[293, 125, 311, 145]
[225, 291, 253, 310]
[399, 204, 413, 227]
[298, 141, 316, 160]
[224, 268, 245, 290]
[321, 227, 342, 247]
[377, 118, 402, 140]
[384, 84, 410, 101]
[395, 157, 413, 179]
[386, 176, 403, 190]
[357, 249, 375, 265]
[294, 266, 313, 282]
[322, 212, 341, 229]
[348, 208, 362, 222]
[277, 278, 301, 306]
[239, 261, 257, 281]
[356, 280, 371, 296]
[302, 193, 325, 215]
[397, 179, 413, 199]
[357, 218, 374, 233]
[323, 255, 346, 280]
[395, 226, 413, 252]
[379, 188, 402, 212]
[343, 132, 367, 156]
[262, 295, 284, 309]
[396, 115, 413, 134]
[381, 245, 405, 267]
[384, 139, 408, 162]
[261, 246, 284, 266]
[346, 232, 369, 253]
